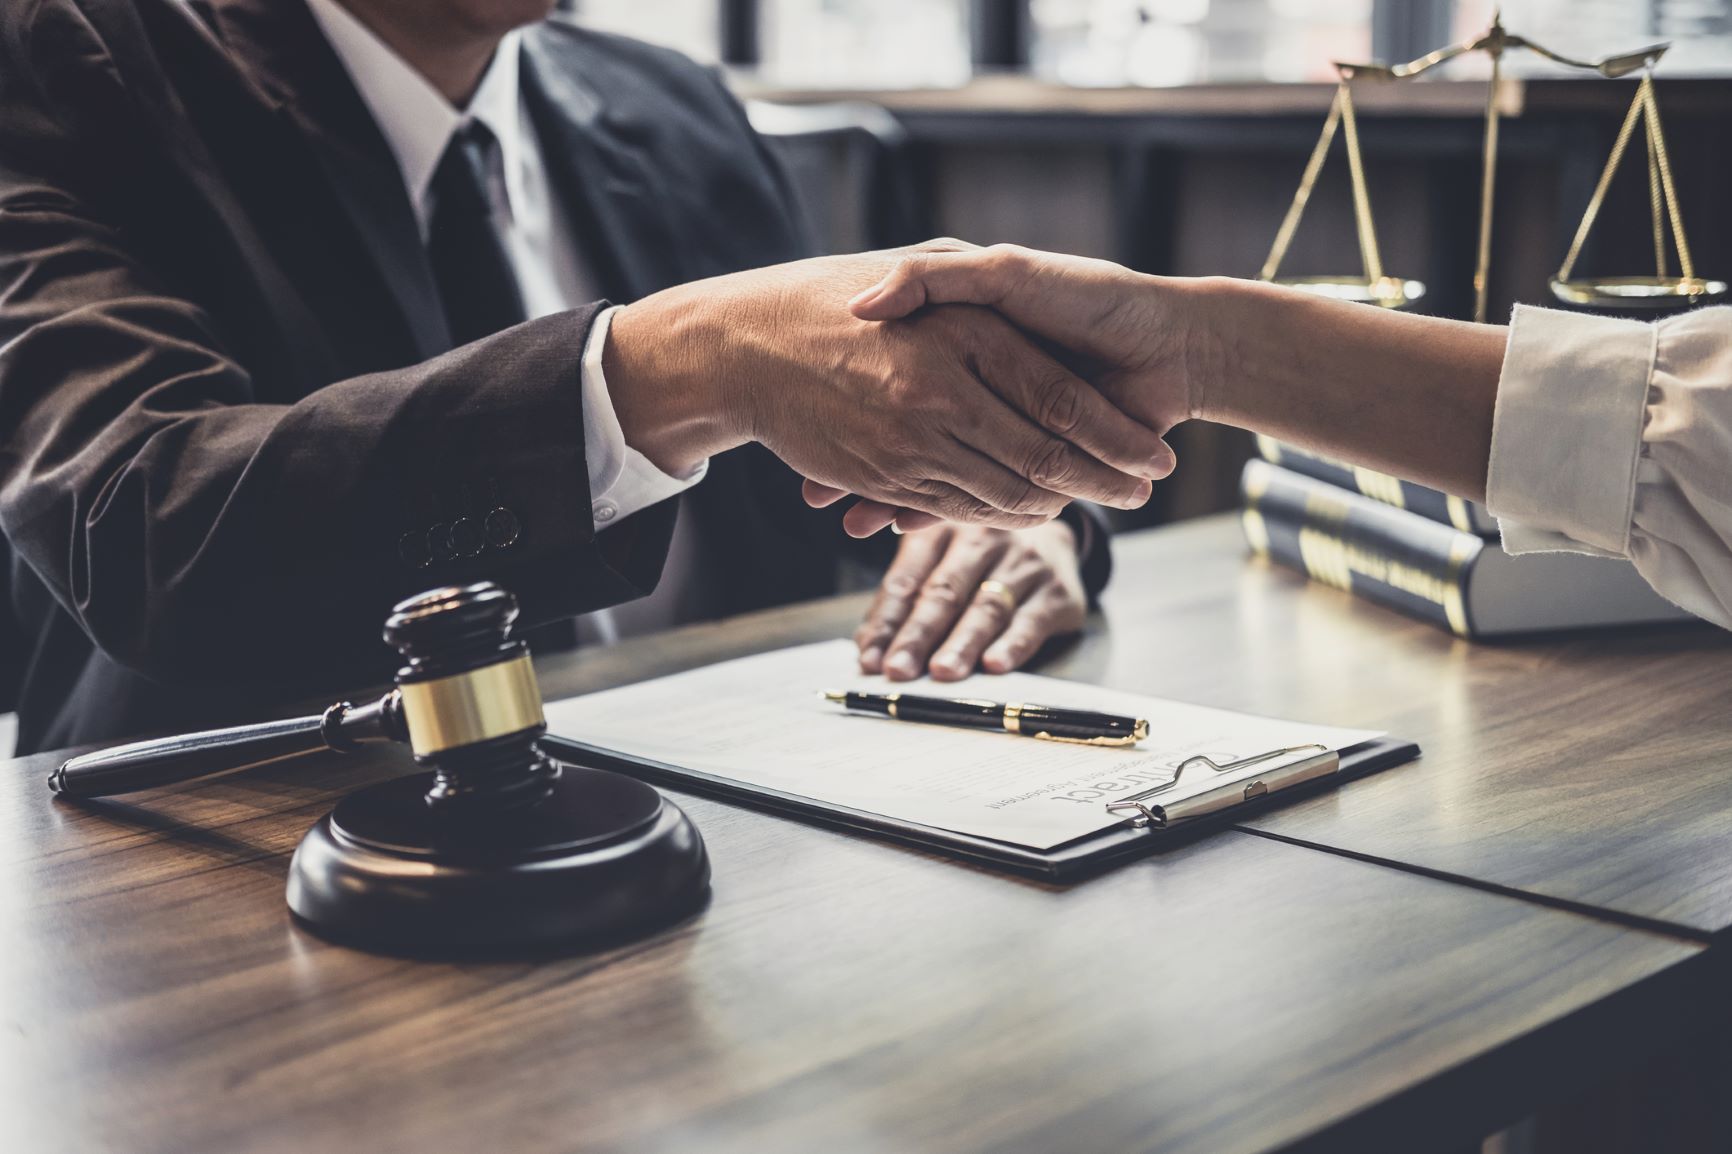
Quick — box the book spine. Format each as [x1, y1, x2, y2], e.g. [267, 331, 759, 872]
[1255, 435, 1495, 537]
[1241, 459, 1485, 638]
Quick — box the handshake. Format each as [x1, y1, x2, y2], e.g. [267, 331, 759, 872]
[608, 238, 1505, 679]
[606, 240, 1203, 539]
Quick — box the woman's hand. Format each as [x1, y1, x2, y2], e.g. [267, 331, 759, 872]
[855, 520, 1087, 681]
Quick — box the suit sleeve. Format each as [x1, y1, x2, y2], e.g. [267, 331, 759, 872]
[0, 2, 671, 694]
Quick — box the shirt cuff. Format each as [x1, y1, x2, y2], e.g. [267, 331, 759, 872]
[581, 306, 709, 533]
[1485, 303, 1656, 557]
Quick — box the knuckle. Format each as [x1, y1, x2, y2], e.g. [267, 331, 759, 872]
[884, 254, 922, 280]
[944, 493, 992, 523]
[883, 572, 921, 597]
[920, 577, 963, 608]
[919, 386, 962, 425]
[852, 463, 898, 502]
[1023, 440, 1079, 493]
[997, 476, 1042, 517]
[1031, 371, 1083, 436]
[909, 475, 951, 500]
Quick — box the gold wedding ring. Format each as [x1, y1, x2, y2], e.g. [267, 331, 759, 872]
[976, 579, 1018, 613]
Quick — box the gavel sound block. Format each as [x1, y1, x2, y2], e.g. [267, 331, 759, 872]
[51, 583, 710, 953]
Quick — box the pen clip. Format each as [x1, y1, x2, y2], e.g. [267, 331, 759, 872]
[1105, 743, 1332, 828]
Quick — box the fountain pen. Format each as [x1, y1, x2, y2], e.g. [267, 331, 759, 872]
[824, 690, 1148, 747]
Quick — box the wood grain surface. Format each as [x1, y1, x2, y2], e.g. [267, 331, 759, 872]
[1061, 520, 1732, 941]
[0, 517, 1723, 1154]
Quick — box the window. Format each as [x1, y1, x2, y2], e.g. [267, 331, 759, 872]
[565, 0, 1732, 86]
[759, 0, 971, 88]
[1028, 0, 1373, 86]
[1449, 0, 1732, 76]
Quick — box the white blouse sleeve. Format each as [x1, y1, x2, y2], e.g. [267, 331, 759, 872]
[1485, 303, 1732, 629]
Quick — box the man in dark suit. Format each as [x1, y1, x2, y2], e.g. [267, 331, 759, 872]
[0, 0, 1165, 753]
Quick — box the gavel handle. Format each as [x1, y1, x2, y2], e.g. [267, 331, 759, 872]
[49, 693, 404, 799]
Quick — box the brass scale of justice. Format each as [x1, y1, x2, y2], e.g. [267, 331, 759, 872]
[1260, 11, 1726, 320]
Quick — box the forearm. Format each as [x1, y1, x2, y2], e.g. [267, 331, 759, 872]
[1187, 278, 1508, 503]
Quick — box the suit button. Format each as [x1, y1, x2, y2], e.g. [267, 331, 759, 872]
[485, 506, 520, 548]
[594, 501, 617, 524]
[427, 521, 455, 564]
[448, 516, 484, 557]
[398, 529, 431, 569]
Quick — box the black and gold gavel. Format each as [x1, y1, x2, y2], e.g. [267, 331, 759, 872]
[51, 583, 548, 800]
[50, 582, 710, 954]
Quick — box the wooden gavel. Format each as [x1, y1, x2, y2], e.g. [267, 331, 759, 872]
[51, 582, 549, 803]
[49, 581, 710, 953]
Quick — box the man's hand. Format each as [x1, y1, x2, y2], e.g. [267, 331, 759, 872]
[605, 249, 1176, 534]
[855, 520, 1087, 681]
[808, 243, 1206, 534]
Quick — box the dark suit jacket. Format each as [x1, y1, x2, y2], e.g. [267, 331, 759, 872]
[0, 0, 1109, 755]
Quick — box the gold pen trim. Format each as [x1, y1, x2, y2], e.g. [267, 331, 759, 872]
[1030, 724, 1149, 749]
[886, 692, 900, 719]
[1003, 703, 1022, 734]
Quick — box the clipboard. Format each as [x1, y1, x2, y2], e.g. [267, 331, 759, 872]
[541, 733, 1420, 881]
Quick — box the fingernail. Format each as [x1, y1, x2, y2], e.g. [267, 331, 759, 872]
[849, 283, 886, 309]
[886, 651, 918, 678]
[891, 523, 904, 535]
[860, 646, 883, 669]
[935, 652, 966, 676]
[1130, 479, 1153, 506]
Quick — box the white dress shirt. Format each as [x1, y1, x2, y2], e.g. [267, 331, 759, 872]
[1487, 303, 1732, 629]
[305, 0, 707, 640]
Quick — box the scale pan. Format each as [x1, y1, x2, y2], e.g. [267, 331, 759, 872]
[1274, 276, 1427, 310]
[1549, 276, 1727, 310]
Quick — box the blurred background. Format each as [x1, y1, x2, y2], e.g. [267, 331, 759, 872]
[564, 0, 1732, 527]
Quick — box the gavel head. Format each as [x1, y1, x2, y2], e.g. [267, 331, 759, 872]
[382, 582, 554, 808]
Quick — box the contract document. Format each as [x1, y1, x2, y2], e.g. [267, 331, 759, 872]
[544, 640, 1382, 853]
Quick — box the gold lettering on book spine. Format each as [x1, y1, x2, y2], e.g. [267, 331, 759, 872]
[1242, 508, 1272, 557]
[1444, 534, 1478, 636]
[1446, 495, 1475, 534]
[1351, 465, 1407, 509]
[1294, 526, 1477, 634]
[1245, 476, 1481, 635]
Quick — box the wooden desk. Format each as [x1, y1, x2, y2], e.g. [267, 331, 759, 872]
[1063, 519, 1732, 943]
[0, 518, 1721, 1154]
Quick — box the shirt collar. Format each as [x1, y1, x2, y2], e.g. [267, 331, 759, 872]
[303, 0, 526, 231]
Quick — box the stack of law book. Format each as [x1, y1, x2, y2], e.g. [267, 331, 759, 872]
[1240, 439, 1693, 638]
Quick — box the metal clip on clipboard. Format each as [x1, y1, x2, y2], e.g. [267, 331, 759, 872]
[1105, 744, 1339, 830]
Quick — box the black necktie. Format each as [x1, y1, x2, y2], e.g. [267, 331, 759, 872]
[427, 120, 527, 347]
